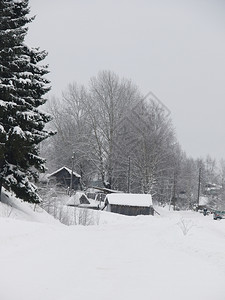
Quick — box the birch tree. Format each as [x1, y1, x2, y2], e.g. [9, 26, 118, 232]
[87, 70, 141, 188]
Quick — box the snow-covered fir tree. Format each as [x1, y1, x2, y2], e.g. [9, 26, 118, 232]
[0, 0, 54, 202]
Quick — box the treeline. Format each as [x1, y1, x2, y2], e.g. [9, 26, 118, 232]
[42, 70, 225, 209]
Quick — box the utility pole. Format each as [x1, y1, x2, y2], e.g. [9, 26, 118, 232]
[127, 156, 131, 193]
[70, 152, 75, 196]
[173, 171, 176, 211]
[169, 170, 176, 211]
[197, 167, 201, 206]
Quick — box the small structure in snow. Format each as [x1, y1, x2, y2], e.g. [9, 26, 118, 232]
[67, 192, 90, 206]
[104, 193, 154, 216]
[67, 192, 100, 210]
[48, 166, 81, 190]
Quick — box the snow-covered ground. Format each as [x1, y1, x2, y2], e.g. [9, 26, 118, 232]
[0, 195, 225, 300]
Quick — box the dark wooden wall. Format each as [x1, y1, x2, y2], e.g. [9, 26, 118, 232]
[50, 169, 80, 190]
[110, 204, 154, 216]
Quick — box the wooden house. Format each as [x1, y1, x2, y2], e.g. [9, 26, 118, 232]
[48, 166, 81, 190]
[104, 193, 154, 216]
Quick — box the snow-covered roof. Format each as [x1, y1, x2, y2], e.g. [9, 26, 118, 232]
[48, 166, 81, 178]
[91, 186, 123, 193]
[106, 193, 152, 207]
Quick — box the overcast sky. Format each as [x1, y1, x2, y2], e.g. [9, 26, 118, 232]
[26, 0, 225, 160]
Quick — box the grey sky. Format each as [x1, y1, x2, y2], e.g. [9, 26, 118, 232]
[26, 0, 225, 160]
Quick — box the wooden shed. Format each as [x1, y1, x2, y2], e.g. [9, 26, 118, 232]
[104, 193, 154, 216]
[48, 166, 81, 190]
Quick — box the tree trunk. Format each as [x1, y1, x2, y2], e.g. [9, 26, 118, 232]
[0, 179, 2, 202]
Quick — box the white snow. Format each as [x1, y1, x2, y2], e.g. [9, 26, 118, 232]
[0, 124, 5, 133]
[199, 195, 209, 205]
[18, 77, 32, 84]
[106, 193, 153, 206]
[11, 125, 25, 138]
[0, 195, 225, 300]
[0, 188, 59, 224]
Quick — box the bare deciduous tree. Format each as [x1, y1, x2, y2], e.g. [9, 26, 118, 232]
[87, 70, 142, 187]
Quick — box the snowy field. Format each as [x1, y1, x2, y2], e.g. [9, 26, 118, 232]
[0, 195, 225, 300]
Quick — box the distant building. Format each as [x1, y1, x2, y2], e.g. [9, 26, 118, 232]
[104, 193, 154, 216]
[48, 166, 81, 190]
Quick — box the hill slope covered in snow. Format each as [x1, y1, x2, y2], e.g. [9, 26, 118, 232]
[0, 193, 225, 300]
